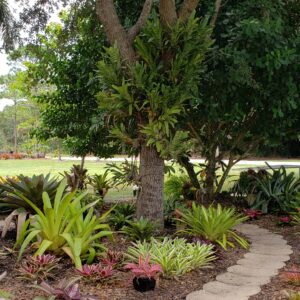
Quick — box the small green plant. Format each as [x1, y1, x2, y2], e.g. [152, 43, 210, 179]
[164, 175, 193, 200]
[126, 237, 215, 277]
[176, 203, 249, 250]
[106, 159, 139, 187]
[88, 171, 111, 198]
[108, 203, 135, 230]
[163, 196, 185, 226]
[0, 289, 13, 300]
[121, 217, 157, 241]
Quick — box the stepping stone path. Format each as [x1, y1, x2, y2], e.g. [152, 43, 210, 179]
[186, 223, 292, 300]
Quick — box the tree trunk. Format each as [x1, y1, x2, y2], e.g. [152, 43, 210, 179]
[80, 156, 85, 171]
[216, 157, 234, 194]
[13, 100, 18, 154]
[137, 144, 164, 228]
[205, 150, 217, 202]
[178, 156, 200, 189]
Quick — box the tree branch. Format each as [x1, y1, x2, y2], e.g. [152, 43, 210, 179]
[159, 0, 178, 27]
[128, 0, 154, 42]
[96, 0, 136, 63]
[178, 0, 199, 22]
[210, 0, 223, 27]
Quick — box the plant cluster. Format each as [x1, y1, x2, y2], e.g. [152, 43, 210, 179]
[176, 203, 249, 250]
[16, 180, 112, 269]
[75, 263, 114, 281]
[64, 165, 88, 191]
[126, 237, 215, 277]
[18, 254, 60, 281]
[108, 203, 136, 230]
[121, 217, 157, 241]
[88, 171, 111, 199]
[283, 266, 300, 285]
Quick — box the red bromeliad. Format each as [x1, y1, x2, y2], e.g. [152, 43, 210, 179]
[124, 255, 162, 279]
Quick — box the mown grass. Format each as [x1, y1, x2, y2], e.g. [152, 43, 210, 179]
[0, 158, 299, 201]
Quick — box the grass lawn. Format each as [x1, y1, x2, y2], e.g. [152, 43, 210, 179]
[0, 158, 299, 201]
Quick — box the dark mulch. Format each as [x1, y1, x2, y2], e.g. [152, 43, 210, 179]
[247, 215, 300, 300]
[0, 231, 246, 300]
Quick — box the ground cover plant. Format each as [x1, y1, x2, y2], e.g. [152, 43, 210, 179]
[126, 237, 215, 277]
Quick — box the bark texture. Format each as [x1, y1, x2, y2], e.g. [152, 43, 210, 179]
[179, 156, 200, 189]
[96, 0, 136, 63]
[137, 144, 164, 228]
[159, 0, 178, 27]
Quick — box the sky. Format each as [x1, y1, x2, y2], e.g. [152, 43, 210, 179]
[0, 0, 60, 111]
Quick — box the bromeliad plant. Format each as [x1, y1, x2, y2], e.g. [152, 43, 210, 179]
[75, 263, 114, 282]
[33, 278, 99, 300]
[121, 217, 157, 241]
[126, 237, 215, 277]
[18, 254, 60, 281]
[64, 164, 88, 191]
[176, 203, 249, 250]
[88, 171, 111, 198]
[108, 203, 135, 230]
[0, 174, 61, 240]
[16, 180, 113, 269]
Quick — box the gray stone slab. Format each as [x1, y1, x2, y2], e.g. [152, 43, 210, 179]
[187, 290, 248, 300]
[244, 252, 290, 262]
[216, 272, 271, 286]
[250, 245, 292, 256]
[237, 258, 286, 269]
[203, 280, 261, 297]
[227, 265, 278, 277]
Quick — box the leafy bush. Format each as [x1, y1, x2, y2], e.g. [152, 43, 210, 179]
[251, 166, 300, 213]
[126, 237, 215, 277]
[16, 180, 112, 269]
[284, 291, 300, 300]
[121, 217, 157, 241]
[106, 159, 139, 187]
[164, 175, 194, 200]
[176, 203, 248, 249]
[88, 171, 111, 198]
[108, 203, 135, 230]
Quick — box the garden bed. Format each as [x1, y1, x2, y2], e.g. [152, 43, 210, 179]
[0, 231, 247, 300]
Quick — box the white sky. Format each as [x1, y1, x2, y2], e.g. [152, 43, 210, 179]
[0, 0, 60, 111]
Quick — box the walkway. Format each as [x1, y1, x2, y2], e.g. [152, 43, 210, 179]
[186, 223, 292, 300]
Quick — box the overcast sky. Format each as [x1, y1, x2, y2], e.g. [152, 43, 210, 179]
[0, 0, 60, 111]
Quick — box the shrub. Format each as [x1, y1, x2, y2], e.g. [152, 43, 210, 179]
[64, 164, 88, 191]
[16, 180, 112, 269]
[126, 237, 215, 277]
[176, 203, 249, 250]
[251, 166, 300, 213]
[108, 203, 135, 230]
[121, 217, 157, 241]
[164, 175, 194, 200]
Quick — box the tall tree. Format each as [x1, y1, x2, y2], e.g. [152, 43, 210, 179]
[95, 0, 218, 226]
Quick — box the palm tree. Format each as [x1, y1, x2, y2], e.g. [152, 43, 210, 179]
[0, 0, 15, 51]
